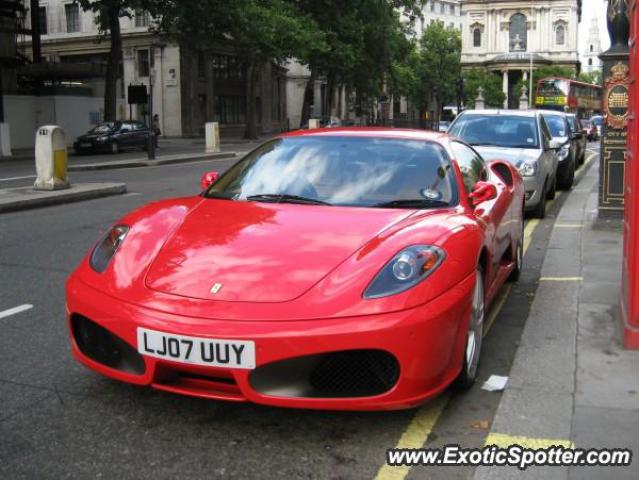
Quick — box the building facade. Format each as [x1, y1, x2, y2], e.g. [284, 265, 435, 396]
[18, 1, 287, 138]
[461, 0, 582, 108]
[420, 0, 463, 32]
[581, 15, 603, 74]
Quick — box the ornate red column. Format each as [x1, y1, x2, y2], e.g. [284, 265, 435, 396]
[622, 0, 639, 348]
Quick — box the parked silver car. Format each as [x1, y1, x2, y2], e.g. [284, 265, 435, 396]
[448, 110, 558, 218]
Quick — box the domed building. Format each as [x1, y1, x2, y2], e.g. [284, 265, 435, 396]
[461, 0, 582, 108]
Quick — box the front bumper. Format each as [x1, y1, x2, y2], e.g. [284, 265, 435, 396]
[66, 273, 475, 411]
[522, 175, 546, 211]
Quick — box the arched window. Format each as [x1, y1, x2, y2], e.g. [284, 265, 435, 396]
[588, 58, 593, 66]
[590, 44, 594, 52]
[556, 24, 565, 45]
[473, 28, 482, 47]
[509, 13, 527, 51]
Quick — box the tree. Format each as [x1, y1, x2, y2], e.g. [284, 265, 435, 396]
[579, 70, 602, 85]
[156, 0, 324, 138]
[78, 0, 158, 122]
[462, 69, 505, 109]
[395, 21, 461, 124]
[297, 0, 420, 126]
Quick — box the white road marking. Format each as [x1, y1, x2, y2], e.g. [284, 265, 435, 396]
[0, 304, 34, 319]
[0, 175, 36, 182]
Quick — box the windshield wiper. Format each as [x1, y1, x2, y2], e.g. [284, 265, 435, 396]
[372, 199, 450, 209]
[470, 142, 500, 147]
[246, 194, 331, 206]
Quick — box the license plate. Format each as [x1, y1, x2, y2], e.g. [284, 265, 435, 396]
[137, 328, 255, 369]
[80, 143, 91, 147]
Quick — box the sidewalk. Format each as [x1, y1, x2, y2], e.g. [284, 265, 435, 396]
[2, 135, 271, 163]
[474, 162, 639, 479]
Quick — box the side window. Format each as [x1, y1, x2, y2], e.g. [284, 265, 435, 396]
[451, 142, 487, 193]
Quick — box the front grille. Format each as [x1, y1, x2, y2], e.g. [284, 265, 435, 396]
[249, 349, 399, 398]
[309, 350, 399, 397]
[71, 314, 145, 375]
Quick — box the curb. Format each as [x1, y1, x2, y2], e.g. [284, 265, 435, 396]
[0, 182, 127, 213]
[67, 152, 237, 172]
[473, 156, 598, 480]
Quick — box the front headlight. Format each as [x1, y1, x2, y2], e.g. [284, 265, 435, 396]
[557, 146, 570, 161]
[518, 161, 538, 177]
[363, 245, 445, 299]
[90, 225, 129, 273]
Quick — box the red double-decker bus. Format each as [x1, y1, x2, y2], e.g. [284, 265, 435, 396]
[535, 77, 602, 117]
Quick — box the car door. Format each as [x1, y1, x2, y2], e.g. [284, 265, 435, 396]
[133, 122, 150, 147]
[538, 116, 558, 183]
[117, 123, 134, 147]
[451, 141, 511, 291]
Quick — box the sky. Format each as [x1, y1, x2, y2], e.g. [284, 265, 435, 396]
[579, 0, 611, 53]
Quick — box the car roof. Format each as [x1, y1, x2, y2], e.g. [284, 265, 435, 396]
[458, 109, 541, 118]
[280, 127, 449, 142]
[536, 109, 567, 117]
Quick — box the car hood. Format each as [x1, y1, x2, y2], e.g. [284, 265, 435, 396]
[472, 146, 541, 167]
[144, 199, 414, 303]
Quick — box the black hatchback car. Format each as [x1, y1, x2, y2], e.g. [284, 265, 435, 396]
[74, 121, 150, 154]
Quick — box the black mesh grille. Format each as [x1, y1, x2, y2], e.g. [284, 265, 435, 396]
[308, 350, 399, 397]
[71, 314, 145, 375]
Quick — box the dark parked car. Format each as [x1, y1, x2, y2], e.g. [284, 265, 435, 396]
[74, 121, 151, 154]
[565, 114, 587, 166]
[538, 111, 576, 190]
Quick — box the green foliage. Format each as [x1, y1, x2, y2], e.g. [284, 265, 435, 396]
[395, 21, 461, 112]
[462, 69, 505, 109]
[578, 70, 602, 85]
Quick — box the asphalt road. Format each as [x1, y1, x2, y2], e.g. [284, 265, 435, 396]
[0, 142, 599, 479]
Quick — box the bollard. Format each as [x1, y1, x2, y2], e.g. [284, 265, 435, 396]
[308, 119, 321, 129]
[205, 122, 221, 153]
[0, 123, 11, 157]
[34, 125, 70, 190]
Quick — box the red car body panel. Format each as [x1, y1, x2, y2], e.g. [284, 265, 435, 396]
[66, 128, 525, 410]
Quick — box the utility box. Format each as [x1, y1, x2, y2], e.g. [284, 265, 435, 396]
[308, 119, 321, 129]
[34, 125, 70, 190]
[205, 122, 220, 153]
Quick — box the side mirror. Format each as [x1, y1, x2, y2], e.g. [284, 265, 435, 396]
[469, 181, 497, 207]
[200, 171, 219, 190]
[548, 139, 563, 150]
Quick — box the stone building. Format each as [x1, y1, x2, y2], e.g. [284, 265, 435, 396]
[460, 0, 582, 108]
[17, 1, 287, 138]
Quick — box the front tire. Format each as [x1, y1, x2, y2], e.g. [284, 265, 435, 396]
[557, 158, 575, 190]
[451, 267, 485, 391]
[509, 214, 524, 282]
[531, 182, 547, 219]
[546, 174, 556, 200]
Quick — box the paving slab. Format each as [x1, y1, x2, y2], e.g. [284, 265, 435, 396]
[0, 182, 127, 213]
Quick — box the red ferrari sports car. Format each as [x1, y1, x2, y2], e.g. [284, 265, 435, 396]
[66, 128, 524, 411]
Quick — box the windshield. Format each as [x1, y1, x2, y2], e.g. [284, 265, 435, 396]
[448, 114, 539, 149]
[204, 136, 457, 208]
[543, 115, 568, 138]
[90, 122, 117, 134]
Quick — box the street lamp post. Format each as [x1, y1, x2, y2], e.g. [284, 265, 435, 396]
[529, 6, 534, 108]
[147, 68, 156, 160]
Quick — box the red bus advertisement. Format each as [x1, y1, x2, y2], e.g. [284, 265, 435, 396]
[535, 76, 602, 117]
